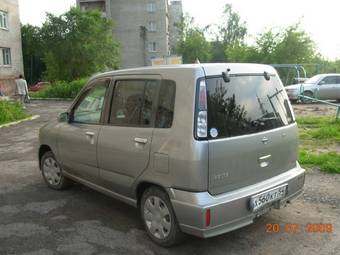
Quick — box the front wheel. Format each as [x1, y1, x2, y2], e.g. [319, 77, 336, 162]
[301, 91, 314, 104]
[140, 187, 186, 247]
[41, 151, 71, 190]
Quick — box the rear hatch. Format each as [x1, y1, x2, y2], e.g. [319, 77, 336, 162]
[205, 73, 298, 195]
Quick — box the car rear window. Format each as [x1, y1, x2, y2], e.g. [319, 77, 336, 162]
[206, 75, 294, 139]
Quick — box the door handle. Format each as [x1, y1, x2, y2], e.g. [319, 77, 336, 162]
[259, 155, 271, 161]
[85, 131, 95, 137]
[134, 137, 148, 144]
[258, 155, 271, 168]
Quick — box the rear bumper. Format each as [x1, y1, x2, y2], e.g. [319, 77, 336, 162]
[169, 165, 305, 238]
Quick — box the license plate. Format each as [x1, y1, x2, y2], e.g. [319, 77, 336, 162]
[250, 185, 287, 212]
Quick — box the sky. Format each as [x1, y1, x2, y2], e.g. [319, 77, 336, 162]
[19, 0, 340, 60]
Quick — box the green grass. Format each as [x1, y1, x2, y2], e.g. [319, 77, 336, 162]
[0, 101, 29, 125]
[299, 149, 340, 174]
[30, 78, 87, 99]
[297, 116, 340, 173]
[297, 116, 340, 143]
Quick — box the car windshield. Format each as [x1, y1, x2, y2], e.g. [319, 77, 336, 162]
[304, 75, 322, 84]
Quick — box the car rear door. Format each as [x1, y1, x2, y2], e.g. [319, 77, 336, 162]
[57, 78, 111, 182]
[205, 75, 298, 195]
[97, 76, 160, 196]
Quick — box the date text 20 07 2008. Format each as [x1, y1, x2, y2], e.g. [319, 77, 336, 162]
[266, 223, 333, 234]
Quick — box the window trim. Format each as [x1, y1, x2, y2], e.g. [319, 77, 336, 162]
[1, 48, 12, 66]
[148, 42, 157, 52]
[69, 78, 111, 125]
[107, 78, 161, 128]
[0, 10, 8, 30]
[155, 79, 177, 129]
[147, 21, 157, 32]
[146, 2, 156, 13]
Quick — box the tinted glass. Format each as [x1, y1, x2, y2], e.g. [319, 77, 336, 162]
[320, 76, 337, 85]
[110, 80, 157, 126]
[336, 77, 340, 85]
[206, 75, 294, 139]
[155, 80, 176, 128]
[73, 81, 108, 124]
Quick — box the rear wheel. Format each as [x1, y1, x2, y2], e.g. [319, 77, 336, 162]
[41, 151, 71, 190]
[140, 187, 185, 247]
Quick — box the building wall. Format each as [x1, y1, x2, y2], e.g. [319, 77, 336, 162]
[169, 0, 183, 53]
[0, 0, 23, 95]
[78, 0, 177, 69]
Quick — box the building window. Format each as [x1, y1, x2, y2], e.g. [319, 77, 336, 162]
[1, 48, 11, 66]
[0, 11, 8, 29]
[148, 42, 157, 52]
[147, 21, 157, 32]
[147, 2, 156, 13]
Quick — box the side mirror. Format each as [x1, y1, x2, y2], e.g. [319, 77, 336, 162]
[58, 112, 69, 123]
[319, 81, 326, 86]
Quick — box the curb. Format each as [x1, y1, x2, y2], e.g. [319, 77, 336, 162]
[0, 115, 40, 129]
[30, 98, 73, 101]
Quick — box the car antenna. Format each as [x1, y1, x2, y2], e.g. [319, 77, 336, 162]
[264, 71, 271, 81]
[222, 68, 231, 83]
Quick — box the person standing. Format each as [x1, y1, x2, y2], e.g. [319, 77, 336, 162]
[15, 74, 29, 107]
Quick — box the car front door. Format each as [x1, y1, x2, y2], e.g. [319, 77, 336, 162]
[97, 77, 159, 196]
[317, 76, 337, 100]
[57, 78, 110, 182]
[335, 76, 340, 100]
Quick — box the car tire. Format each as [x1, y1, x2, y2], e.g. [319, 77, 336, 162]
[40, 151, 71, 190]
[301, 91, 314, 104]
[140, 186, 186, 247]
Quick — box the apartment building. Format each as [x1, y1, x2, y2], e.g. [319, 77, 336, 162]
[0, 0, 24, 95]
[77, 0, 183, 68]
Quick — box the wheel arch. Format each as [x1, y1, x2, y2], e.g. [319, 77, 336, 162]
[38, 144, 52, 169]
[135, 181, 170, 208]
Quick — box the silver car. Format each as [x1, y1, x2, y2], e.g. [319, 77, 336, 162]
[285, 74, 340, 102]
[39, 64, 305, 246]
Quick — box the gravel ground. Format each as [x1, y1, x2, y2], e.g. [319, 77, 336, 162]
[0, 101, 339, 255]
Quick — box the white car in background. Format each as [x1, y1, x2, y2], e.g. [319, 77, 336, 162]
[285, 74, 340, 103]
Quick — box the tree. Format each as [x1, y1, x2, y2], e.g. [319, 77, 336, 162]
[226, 24, 316, 65]
[218, 4, 247, 47]
[210, 4, 247, 62]
[40, 7, 120, 81]
[21, 24, 45, 84]
[273, 25, 316, 64]
[175, 16, 212, 63]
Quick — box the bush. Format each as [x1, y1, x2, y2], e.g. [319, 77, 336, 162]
[0, 101, 29, 125]
[30, 78, 87, 99]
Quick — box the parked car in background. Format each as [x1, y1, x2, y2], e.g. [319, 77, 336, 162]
[38, 64, 305, 246]
[29, 81, 50, 92]
[285, 74, 340, 103]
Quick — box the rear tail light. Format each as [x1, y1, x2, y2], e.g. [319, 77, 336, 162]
[205, 208, 211, 227]
[196, 80, 208, 138]
[197, 111, 207, 138]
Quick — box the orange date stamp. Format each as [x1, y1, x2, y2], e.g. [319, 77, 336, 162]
[266, 223, 333, 234]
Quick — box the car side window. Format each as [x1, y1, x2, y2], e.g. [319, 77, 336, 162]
[336, 77, 340, 85]
[109, 80, 158, 127]
[72, 80, 109, 124]
[319, 76, 337, 85]
[155, 80, 176, 128]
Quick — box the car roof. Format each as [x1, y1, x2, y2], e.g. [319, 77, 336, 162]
[91, 63, 277, 80]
